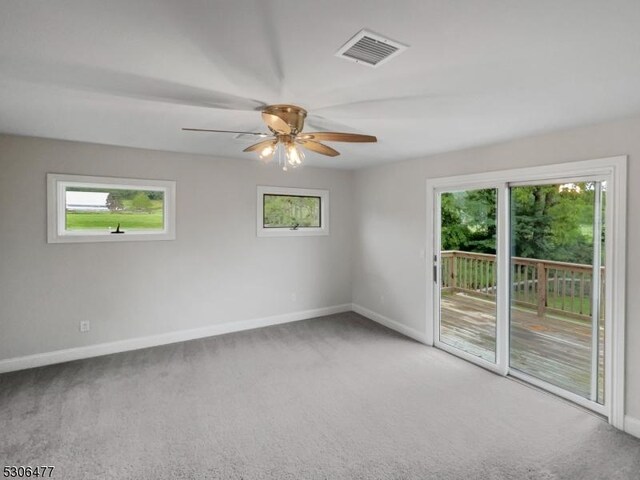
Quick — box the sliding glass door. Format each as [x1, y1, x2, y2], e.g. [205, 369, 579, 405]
[509, 180, 606, 405]
[435, 187, 504, 371]
[430, 165, 618, 417]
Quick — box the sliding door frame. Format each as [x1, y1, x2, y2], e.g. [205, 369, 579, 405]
[425, 156, 627, 429]
[431, 181, 509, 376]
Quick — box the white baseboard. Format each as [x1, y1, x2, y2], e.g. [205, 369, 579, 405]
[351, 303, 429, 344]
[0, 304, 352, 374]
[4, 302, 638, 440]
[625, 415, 640, 439]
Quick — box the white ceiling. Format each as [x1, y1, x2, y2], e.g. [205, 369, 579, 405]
[1, 0, 640, 169]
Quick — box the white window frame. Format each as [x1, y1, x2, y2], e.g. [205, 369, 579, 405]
[425, 155, 627, 430]
[257, 186, 329, 237]
[47, 173, 176, 243]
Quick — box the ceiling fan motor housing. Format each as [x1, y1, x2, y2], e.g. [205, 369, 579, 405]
[263, 104, 307, 135]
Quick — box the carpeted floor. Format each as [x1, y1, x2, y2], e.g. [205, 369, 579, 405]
[1, 312, 639, 479]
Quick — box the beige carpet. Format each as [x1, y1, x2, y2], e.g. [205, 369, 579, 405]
[1, 312, 639, 479]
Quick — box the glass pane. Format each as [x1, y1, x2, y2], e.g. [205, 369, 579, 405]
[439, 188, 498, 363]
[510, 181, 605, 404]
[65, 187, 165, 232]
[263, 194, 321, 228]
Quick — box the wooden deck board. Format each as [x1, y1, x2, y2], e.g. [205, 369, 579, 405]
[440, 292, 605, 402]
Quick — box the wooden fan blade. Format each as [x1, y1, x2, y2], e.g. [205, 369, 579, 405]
[183, 128, 268, 136]
[298, 132, 377, 143]
[243, 139, 277, 153]
[297, 140, 340, 157]
[262, 112, 292, 134]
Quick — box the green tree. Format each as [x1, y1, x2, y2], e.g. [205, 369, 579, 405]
[511, 184, 594, 263]
[264, 195, 319, 227]
[131, 192, 153, 212]
[441, 193, 469, 250]
[511, 186, 556, 259]
[464, 189, 497, 253]
[106, 192, 123, 211]
[441, 190, 496, 254]
[441, 184, 597, 264]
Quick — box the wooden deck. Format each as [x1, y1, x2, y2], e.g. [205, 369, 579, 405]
[440, 292, 604, 402]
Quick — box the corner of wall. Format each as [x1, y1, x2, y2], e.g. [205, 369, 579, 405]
[351, 303, 428, 344]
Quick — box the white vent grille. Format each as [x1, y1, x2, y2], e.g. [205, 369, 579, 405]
[336, 29, 408, 67]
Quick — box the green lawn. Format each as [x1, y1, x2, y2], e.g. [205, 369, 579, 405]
[545, 294, 593, 317]
[66, 211, 164, 230]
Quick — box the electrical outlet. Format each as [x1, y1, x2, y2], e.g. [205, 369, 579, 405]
[291, 293, 297, 302]
[79, 321, 90, 333]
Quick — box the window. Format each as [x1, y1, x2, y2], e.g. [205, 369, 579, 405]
[264, 194, 321, 228]
[257, 186, 329, 237]
[47, 174, 176, 243]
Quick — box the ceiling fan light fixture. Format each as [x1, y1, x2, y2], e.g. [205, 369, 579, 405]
[286, 143, 304, 167]
[256, 140, 304, 170]
[258, 143, 276, 160]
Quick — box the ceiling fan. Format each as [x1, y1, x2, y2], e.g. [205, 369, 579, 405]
[183, 104, 377, 170]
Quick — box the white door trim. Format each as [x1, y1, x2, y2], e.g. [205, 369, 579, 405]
[426, 156, 627, 429]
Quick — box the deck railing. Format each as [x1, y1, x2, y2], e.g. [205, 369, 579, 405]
[440, 250, 605, 320]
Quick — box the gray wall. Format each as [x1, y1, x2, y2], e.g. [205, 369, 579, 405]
[2, 118, 639, 420]
[0, 135, 353, 359]
[352, 114, 640, 419]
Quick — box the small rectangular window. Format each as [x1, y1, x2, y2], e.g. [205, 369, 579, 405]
[257, 186, 329, 237]
[47, 174, 176, 243]
[263, 194, 321, 229]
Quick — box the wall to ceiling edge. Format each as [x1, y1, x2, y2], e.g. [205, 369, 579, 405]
[351, 114, 640, 427]
[0, 134, 354, 366]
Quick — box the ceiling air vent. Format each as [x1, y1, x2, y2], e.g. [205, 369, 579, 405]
[335, 29, 408, 67]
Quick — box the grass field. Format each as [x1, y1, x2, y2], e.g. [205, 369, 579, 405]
[66, 211, 164, 230]
[512, 291, 594, 317]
